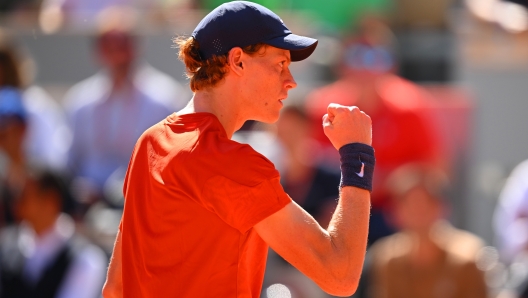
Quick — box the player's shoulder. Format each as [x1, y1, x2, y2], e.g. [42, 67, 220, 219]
[217, 137, 276, 170]
[200, 134, 279, 186]
[136, 115, 169, 142]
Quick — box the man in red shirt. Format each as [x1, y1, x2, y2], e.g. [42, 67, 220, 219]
[103, 2, 375, 297]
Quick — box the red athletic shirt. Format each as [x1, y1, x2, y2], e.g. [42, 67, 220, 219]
[119, 112, 291, 297]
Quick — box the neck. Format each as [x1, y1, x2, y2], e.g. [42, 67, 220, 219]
[179, 89, 246, 138]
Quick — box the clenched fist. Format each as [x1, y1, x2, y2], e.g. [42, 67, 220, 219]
[323, 103, 372, 150]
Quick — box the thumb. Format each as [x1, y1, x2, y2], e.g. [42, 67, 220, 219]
[322, 114, 333, 128]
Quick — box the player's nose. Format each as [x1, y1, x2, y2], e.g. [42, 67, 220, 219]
[284, 67, 297, 90]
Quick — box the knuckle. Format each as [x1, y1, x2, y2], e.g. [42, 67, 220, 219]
[328, 103, 340, 109]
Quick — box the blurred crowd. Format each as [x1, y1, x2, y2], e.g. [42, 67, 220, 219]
[0, 0, 527, 297]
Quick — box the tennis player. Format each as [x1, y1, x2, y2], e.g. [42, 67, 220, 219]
[103, 1, 375, 297]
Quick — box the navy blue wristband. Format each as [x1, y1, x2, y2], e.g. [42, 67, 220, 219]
[339, 143, 375, 192]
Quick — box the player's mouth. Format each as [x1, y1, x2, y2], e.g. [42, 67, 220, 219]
[278, 98, 286, 106]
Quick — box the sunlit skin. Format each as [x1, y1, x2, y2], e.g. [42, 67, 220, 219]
[237, 46, 296, 123]
[178, 46, 296, 138]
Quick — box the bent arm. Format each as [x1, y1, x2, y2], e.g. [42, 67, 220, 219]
[102, 229, 123, 298]
[255, 104, 373, 296]
[255, 186, 370, 296]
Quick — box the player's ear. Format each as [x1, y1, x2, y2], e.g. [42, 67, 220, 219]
[227, 47, 244, 76]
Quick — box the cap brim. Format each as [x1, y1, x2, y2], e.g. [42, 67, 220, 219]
[264, 34, 318, 62]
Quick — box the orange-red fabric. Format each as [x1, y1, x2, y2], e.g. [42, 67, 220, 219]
[119, 112, 291, 297]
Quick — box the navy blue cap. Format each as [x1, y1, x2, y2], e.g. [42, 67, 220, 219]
[192, 1, 318, 62]
[0, 87, 27, 122]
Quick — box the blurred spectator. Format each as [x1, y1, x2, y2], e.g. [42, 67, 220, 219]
[0, 88, 29, 227]
[306, 19, 442, 244]
[494, 160, 528, 298]
[39, 0, 154, 32]
[0, 28, 70, 171]
[494, 159, 528, 263]
[0, 169, 107, 298]
[64, 7, 186, 205]
[276, 105, 339, 227]
[368, 163, 487, 298]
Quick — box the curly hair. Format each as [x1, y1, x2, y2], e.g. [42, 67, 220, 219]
[174, 36, 265, 92]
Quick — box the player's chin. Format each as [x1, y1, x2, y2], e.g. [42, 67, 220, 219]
[260, 113, 281, 124]
[258, 108, 282, 124]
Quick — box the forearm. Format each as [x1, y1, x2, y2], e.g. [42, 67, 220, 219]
[325, 186, 371, 286]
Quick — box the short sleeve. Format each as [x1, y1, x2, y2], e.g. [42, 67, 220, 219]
[201, 175, 291, 233]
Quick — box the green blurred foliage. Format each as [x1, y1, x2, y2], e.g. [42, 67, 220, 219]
[202, 0, 391, 32]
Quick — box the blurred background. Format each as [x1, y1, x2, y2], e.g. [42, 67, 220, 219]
[0, 0, 528, 297]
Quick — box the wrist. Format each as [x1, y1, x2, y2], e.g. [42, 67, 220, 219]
[339, 143, 375, 192]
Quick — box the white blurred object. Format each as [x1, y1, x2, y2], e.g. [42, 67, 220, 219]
[477, 246, 500, 271]
[266, 284, 292, 298]
[465, 0, 528, 33]
[465, 0, 499, 22]
[496, 2, 528, 33]
[485, 262, 509, 290]
[494, 160, 528, 263]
